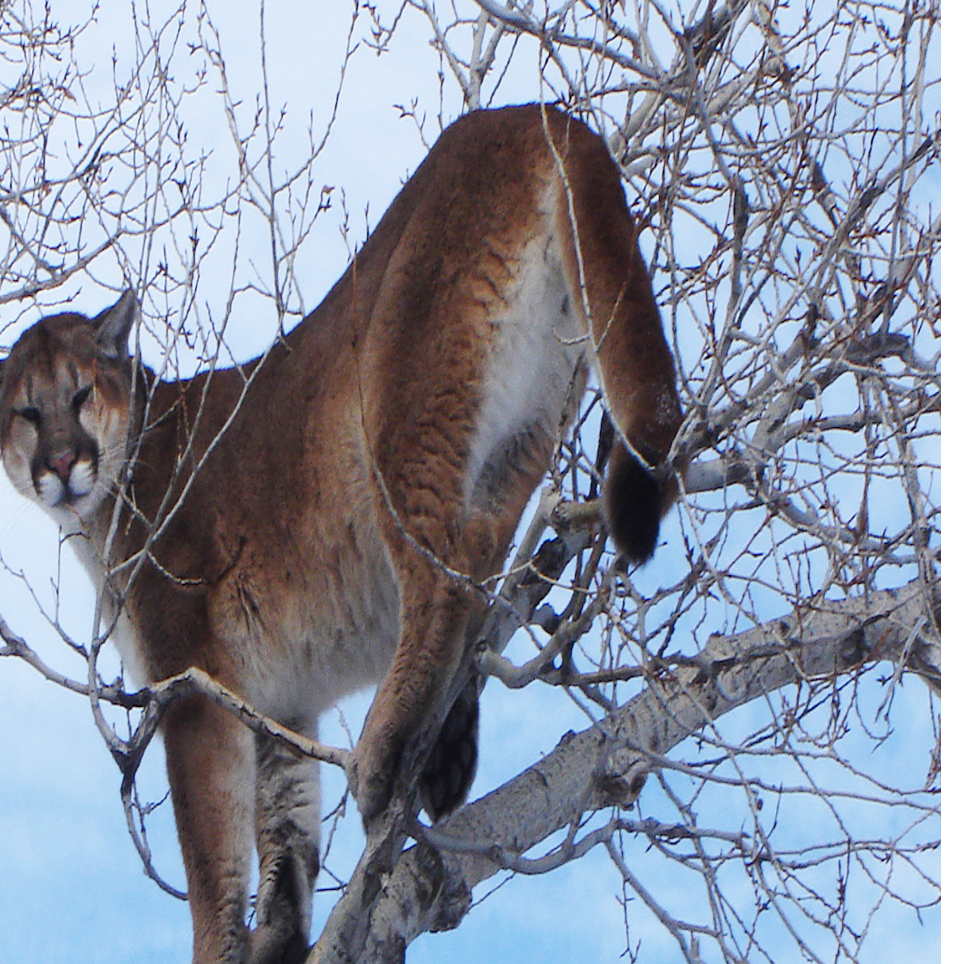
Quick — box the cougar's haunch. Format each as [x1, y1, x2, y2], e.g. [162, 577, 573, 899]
[0, 104, 683, 963]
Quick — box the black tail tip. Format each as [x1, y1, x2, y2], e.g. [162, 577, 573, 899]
[604, 454, 663, 563]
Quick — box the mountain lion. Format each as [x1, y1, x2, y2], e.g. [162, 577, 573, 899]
[0, 105, 683, 963]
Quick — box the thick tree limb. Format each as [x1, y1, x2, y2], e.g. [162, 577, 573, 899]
[307, 577, 938, 962]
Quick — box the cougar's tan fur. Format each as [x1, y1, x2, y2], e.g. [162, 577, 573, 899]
[0, 105, 683, 963]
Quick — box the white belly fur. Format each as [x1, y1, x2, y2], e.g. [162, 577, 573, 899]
[464, 229, 584, 508]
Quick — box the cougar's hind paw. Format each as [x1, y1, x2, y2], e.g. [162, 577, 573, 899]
[420, 683, 480, 822]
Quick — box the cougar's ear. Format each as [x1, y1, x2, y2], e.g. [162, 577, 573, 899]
[93, 290, 139, 360]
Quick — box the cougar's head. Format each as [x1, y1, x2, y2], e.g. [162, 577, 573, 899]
[0, 291, 139, 525]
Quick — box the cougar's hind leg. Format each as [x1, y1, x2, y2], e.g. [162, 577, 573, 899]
[353, 550, 479, 825]
[354, 479, 537, 824]
[353, 323, 565, 823]
[163, 695, 255, 964]
[247, 717, 321, 964]
[413, 428, 566, 822]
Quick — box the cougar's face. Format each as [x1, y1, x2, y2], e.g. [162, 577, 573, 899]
[0, 313, 134, 524]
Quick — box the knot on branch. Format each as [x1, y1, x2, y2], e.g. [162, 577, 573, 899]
[596, 762, 648, 810]
[839, 626, 869, 667]
[596, 730, 649, 810]
[413, 845, 471, 935]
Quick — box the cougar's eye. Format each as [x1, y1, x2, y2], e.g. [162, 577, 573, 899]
[18, 405, 41, 425]
[72, 385, 92, 413]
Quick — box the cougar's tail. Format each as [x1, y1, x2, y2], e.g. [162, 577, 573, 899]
[551, 112, 684, 563]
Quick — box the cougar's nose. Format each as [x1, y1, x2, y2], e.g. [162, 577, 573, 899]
[47, 451, 78, 484]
